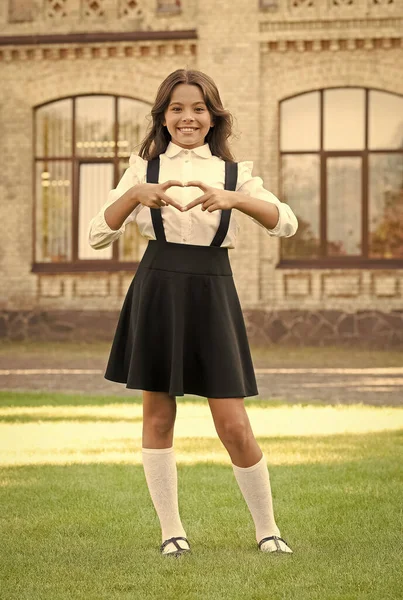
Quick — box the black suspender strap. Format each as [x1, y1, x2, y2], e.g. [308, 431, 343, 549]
[147, 157, 159, 183]
[225, 160, 238, 192]
[210, 161, 238, 247]
[147, 157, 237, 246]
[146, 157, 166, 242]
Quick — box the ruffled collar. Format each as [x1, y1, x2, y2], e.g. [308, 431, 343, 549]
[165, 142, 212, 159]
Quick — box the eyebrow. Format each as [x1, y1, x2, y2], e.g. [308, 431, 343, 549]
[168, 101, 206, 106]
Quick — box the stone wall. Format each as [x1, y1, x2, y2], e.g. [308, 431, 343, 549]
[1, 308, 403, 349]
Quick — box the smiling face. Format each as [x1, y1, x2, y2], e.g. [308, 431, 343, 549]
[163, 83, 214, 149]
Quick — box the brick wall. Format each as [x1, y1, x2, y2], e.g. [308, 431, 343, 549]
[0, 0, 402, 343]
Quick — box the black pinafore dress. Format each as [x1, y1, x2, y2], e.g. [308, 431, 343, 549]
[104, 157, 258, 399]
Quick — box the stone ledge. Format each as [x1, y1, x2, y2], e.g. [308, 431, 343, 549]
[1, 309, 403, 348]
[243, 309, 403, 348]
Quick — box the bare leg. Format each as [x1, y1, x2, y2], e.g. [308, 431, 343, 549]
[142, 390, 177, 448]
[207, 397, 290, 550]
[207, 397, 263, 467]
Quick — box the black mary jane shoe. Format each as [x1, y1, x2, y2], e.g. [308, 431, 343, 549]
[258, 535, 293, 553]
[160, 536, 191, 557]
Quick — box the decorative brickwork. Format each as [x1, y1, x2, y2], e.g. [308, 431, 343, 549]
[259, 0, 399, 18]
[118, 0, 144, 19]
[0, 40, 197, 62]
[260, 38, 403, 52]
[46, 0, 69, 19]
[3, 0, 197, 34]
[8, 0, 35, 22]
[82, 0, 106, 18]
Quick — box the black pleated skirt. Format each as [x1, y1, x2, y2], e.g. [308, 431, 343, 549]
[104, 240, 258, 398]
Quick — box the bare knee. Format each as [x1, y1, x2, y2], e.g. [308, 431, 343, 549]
[142, 391, 177, 443]
[208, 397, 253, 447]
[216, 420, 252, 447]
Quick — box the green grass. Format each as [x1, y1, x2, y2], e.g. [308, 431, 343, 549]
[0, 390, 339, 410]
[0, 391, 402, 600]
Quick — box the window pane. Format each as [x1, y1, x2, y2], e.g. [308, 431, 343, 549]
[281, 155, 320, 259]
[117, 161, 147, 261]
[35, 161, 72, 262]
[327, 157, 362, 256]
[78, 163, 114, 260]
[369, 91, 403, 150]
[369, 153, 403, 259]
[36, 99, 72, 157]
[76, 96, 115, 158]
[280, 92, 320, 152]
[324, 89, 365, 151]
[118, 98, 151, 158]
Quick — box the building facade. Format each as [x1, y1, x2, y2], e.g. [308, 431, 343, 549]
[0, 0, 402, 346]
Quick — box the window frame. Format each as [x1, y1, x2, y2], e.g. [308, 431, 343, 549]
[32, 93, 148, 273]
[278, 87, 403, 269]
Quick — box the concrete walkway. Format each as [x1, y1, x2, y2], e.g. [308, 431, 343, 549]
[0, 354, 402, 405]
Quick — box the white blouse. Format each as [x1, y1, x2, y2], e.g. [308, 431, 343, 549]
[88, 142, 298, 250]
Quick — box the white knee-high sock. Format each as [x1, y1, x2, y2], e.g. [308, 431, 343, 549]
[232, 453, 281, 543]
[142, 447, 188, 552]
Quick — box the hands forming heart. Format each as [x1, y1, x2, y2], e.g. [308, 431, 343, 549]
[182, 181, 238, 213]
[134, 180, 238, 213]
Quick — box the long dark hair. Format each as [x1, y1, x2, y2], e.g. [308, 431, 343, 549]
[138, 69, 234, 161]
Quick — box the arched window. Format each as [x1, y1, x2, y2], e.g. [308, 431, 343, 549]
[280, 88, 403, 267]
[33, 95, 150, 272]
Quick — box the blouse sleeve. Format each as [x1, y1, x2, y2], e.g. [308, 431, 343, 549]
[236, 161, 298, 238]
[88, 154, 147, 250]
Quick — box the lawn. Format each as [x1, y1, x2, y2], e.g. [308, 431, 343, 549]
[0, 391, 402, 600]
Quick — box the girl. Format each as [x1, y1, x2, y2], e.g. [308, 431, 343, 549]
[88, 69, 298, 558]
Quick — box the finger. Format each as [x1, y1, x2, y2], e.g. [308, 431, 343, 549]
[185, 180, 211, 193]
[159, 192, 184, 212]
[152, 196, 166, 207]
[183, 192, 211, 211]
[201, 197, 216, 211]
[205, 203, 220, 212]
[160, 180, 184, 191]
